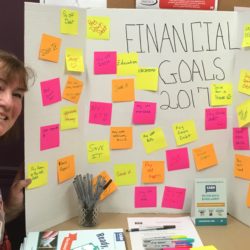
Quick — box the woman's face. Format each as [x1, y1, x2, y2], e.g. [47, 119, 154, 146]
[0, 65, 25, 136]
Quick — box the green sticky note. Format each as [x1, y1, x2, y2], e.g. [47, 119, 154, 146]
[117, 52, 138, 76]
[87, 140, 110, 163]
[242, 24, 250, 48]
[114, 163, 137, 186]
[140, 127, 167, 154]
[236, 99, 250, 127]
[60, 8, 79, 35]
[87, 16, 110, 40]
[210, 83, 232, 106]
[65, 48, 84, 72]
[136, 67, 158, 91]
[27, 162, 48, 189]
[60, 106, 79, 130]
[173, 120, 198, 146]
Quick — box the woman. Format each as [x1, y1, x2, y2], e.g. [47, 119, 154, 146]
[0, 50, 33, 249]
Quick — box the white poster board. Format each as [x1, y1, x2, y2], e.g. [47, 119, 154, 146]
[25, 3, 250, 232]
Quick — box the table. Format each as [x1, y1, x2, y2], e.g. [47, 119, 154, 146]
[49, 213, 250, 250]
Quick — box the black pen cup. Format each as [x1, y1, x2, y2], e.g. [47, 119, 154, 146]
[79, 204, 99, 227]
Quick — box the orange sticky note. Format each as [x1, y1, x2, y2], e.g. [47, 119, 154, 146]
[93, 171, 117, 201]
[110, 127, 133, 149]
[193, 144, 218, 171]
[142, 161, 164, 183]
[234, 154, 250, 180]
[57, 155, 75, 183]
[112, 78, 135, 102]
[62, 76, 84, 103]
[247, 184, 250, 207]
[39, 33, 61, 62]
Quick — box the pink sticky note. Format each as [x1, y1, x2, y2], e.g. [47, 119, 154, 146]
[94, 51, 117, 74]
[163, 248, 189, 250]
[89, 101, 112, 125]
[205, 108, 227, 130]
[161, 186, 186, 209]
[40, 124, 60, 151]
[135, 186, 157, 208]
[166, 147, 189, 171]
[132, 101, 156, 124]
[40, 78, 61, 106]
[233, 127, 249, 150]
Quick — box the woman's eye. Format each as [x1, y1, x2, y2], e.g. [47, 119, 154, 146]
[13, 92, 24, 99]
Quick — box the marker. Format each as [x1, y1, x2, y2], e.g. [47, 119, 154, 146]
[126, 225, 176, 232]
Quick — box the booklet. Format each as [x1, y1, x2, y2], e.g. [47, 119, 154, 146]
[22, 228, 126, 250]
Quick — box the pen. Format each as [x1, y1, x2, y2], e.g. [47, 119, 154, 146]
[126, 225, 176, 232]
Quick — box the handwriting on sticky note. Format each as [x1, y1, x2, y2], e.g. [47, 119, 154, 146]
[233, 127, 249, 150]
[27, 162, 48, 189]
[133, 101, 156, 124]
[60, 106, 78, 130]
[205, 108, 227, 130]
[57, 155, 75, 183]
[110, 127, 133, 149]
[117, 52, 138, 76]
[114, 163, 137, 186]
[234, 154, 250, 180]
[193, 144, 218, 171]
[136, 67, 158, 91]
[135, 186, 157, 208]
[40, 124, 59, 151]
[166, 147, 189, 171]
[40, 78, 61, 106]
[140, 127, 167, 154]
[39, 34, 61, 62]
[65, 48, 84, 72]
[62, 76, 83, 104]
[142, 161, 164, 183]
[172, 120, 198, 146]
[60, 8, 78, 35]
[87, 16, 110, 40]
[94, 51, 116, 74]
[161, 186, 186, 209]
[89, 101, 112, 125]
[238, 69, 250, 95]
[236, 99, 250, 127]
[210, 83, 232, 106]
[112, 78, 135, 102]
[242, 24, 250, 47]
[87, 141, 110, 163]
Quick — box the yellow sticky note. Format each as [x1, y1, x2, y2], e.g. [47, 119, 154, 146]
[238, 69, 250, 95]
[140, 127, 167, 154]
[234, 154, 250, 180]
[112, 78, 135, 102]
[60, 8, 78, 35]
[136, 67, 158, 91]
[191, 246, 218, 250]
[60, 106, 78, 130]
[93, 171, 117, 201]
[39, 33, 61, 62]
[87, 140, 110, 163]
[142, 161, 164, 183]
[63, 75, 84, 104]
[247, 184, 250, 207]
[117, 52, 138, 76]
[236, 99, 250, 127]
[65, 48, 84, 72]
[87, 16, 110, 40]
[242, 24, 250, 48]
[210, 83, 232, 106]
[57, 155, 75, 183]
[192, 144, 218, 171]
[27, 162, 48, 189]
[110, 127, 133, 149]
[114, 163, 137, 186]
[173, 120, 198, 146]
